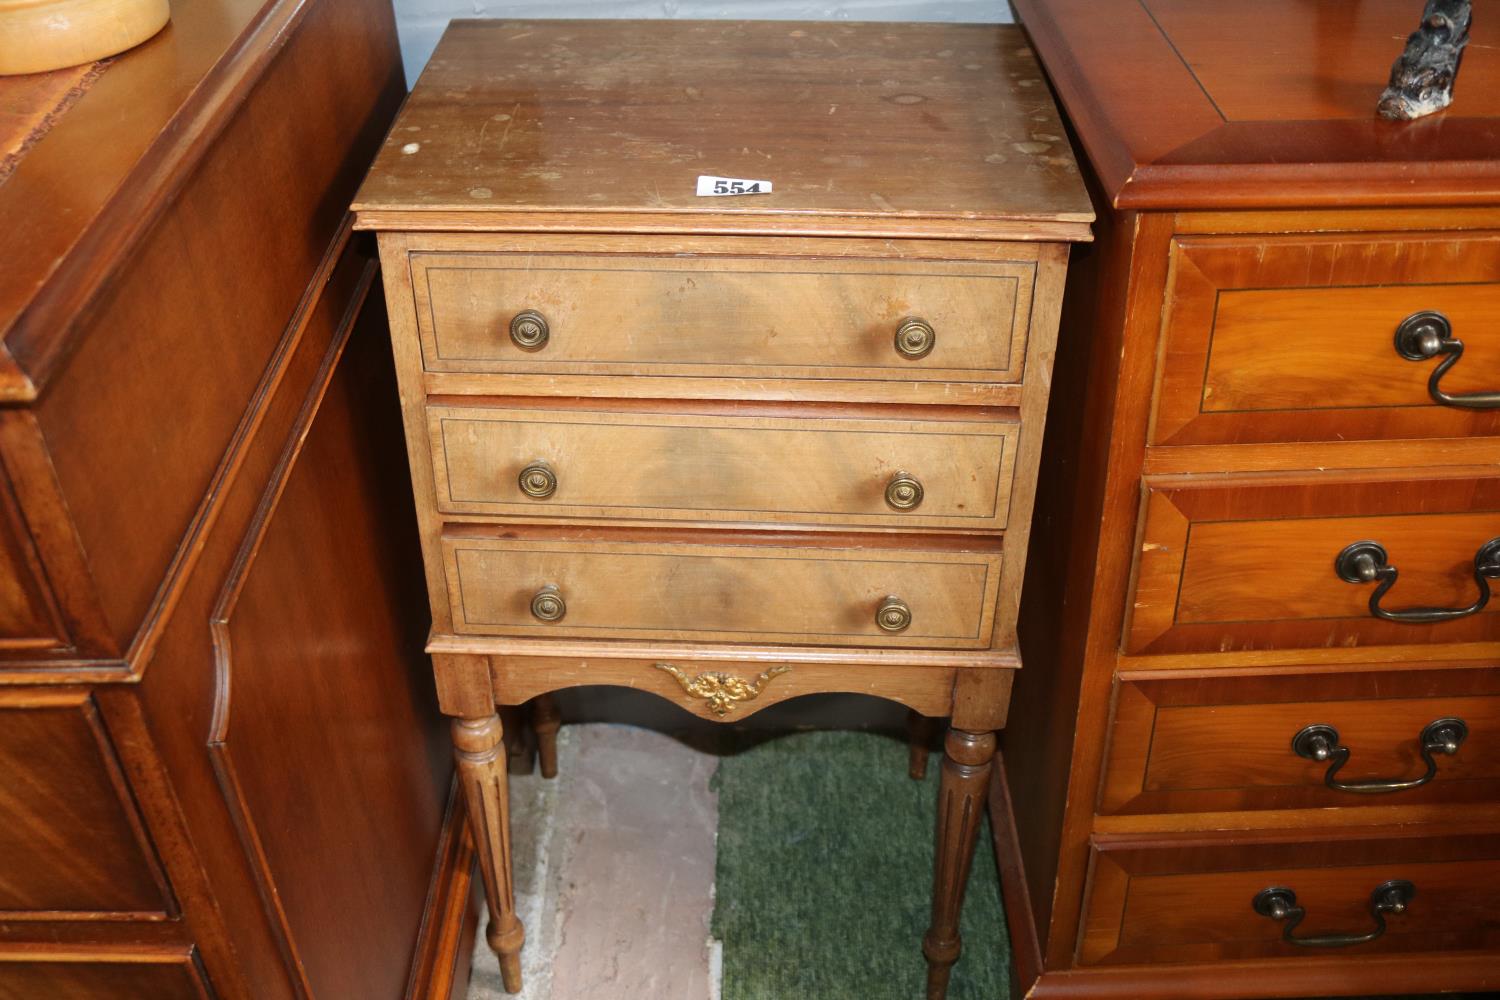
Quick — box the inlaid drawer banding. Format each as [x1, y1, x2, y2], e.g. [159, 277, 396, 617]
[441, 535, 1002, 649]
[1076, 830, 1500, 966]
[410, 252, 1036, 384]
[1150, 232, 1500, 445]
[1098, 668, 1500, 816]
[429, 405, 1020, 530]
[1126, 474, 1500, 655]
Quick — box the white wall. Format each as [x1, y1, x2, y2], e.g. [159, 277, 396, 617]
[394, 1, 1012, 84]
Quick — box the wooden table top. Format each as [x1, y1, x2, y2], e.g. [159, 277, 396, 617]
[0, 0, 359, 403]
[353, 20, 1092, 242]
[0, 64, 101, 186]
[1014, 0, 1500, 211]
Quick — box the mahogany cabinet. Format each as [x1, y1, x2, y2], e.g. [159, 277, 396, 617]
[0, 0, 472, 997]
[1001, 1, 1500, 996]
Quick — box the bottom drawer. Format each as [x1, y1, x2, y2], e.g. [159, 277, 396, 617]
[1078, 829, 1500, 966]
[441, 532, 1003, 648]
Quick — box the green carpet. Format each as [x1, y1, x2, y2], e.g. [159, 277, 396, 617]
[711, 730, 1007, 1000]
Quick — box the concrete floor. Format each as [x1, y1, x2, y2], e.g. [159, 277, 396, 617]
[465, 693, 910, 1000]
[466, 724, 723, 1000]
[463, 709, 1497, 1000]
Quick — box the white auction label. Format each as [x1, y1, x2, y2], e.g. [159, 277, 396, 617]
[696, 175, 773, 197]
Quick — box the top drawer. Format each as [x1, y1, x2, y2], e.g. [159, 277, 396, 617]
[1153, 233, 1500, 446]
[408, 253, 1034, 383]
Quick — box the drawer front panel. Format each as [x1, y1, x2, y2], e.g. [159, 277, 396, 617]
[1127, 474, 1500, 655]
[1153, 233, 1500, 446]
[1101, 667, 1500, 815]
[0, 691, 172, 917]
[429, 405, 1019, 530]
[0, 476, 67, 654]
[410, 253, 1033, 383]
[442, 535, 1001, 648]
[0, 955, 210, 1000]
[1079, 832, 1500, 967]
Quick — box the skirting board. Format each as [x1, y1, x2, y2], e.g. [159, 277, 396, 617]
[407, 780, 483, 1000]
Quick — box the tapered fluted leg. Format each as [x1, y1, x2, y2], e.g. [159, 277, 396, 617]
[907, 710, 938, 780]
[923, 727, 996, 1000]
[532, 693, 561, 780]
[453, 715, 525, 992]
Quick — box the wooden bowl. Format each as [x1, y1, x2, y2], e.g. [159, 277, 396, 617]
[0, 0, 169, 75]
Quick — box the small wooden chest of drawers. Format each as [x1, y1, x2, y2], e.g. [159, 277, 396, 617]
[355, 18, 1090, 997]
[1004, 1, 1500, 997]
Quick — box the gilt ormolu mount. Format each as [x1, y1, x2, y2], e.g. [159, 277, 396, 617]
[1379, 0, 1472, 119]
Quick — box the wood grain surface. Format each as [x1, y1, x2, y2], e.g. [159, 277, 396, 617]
[353, 21, 1091, 240]
[411, 251, 1034, 383]
[1153, 232, 1500, 446]
[489, 655, 960, 720]
[1079, 828, 1500, 966]
[1101, 667, 1500, 815]
[1128, 473, 1500, 655]
[443, 533, 1001, 648]
[0, 955, 210, 1000]
[1013, 0, 1500, 209]
[0, 0, 463, 996]
[998, 4, 1500, 993]
[0, 689, 170, 917]
[428, 402, 1019, 530]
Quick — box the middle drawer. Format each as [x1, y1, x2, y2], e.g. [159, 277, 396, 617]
[428, 403, 1019, 530]
[1126, 471, 1500, 655]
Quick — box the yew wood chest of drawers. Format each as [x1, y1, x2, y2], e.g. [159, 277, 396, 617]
[1003, 1, 1500, 997]
[354, 19, 1091, 997]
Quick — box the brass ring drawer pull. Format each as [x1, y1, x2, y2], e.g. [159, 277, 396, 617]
[1291, 717, 1468, 794]
[1335, 537, 1500, 623]
[1253, 880, 1415, 949]
[509, 309, 550, 351]
[884, 472, 924, 511]
[530, 584, 566, 622]
[876, 595, 912, 632]
[893, 317, 936, 360]
[518, 460, 558, 499]
[1395, 311, 1500, 410]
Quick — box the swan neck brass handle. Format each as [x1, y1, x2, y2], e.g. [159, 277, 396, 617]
[884, 472, 924, 511]
[1335, 538, 1500, 623]
[1395, 311, 1500, 409]
[510, 309, 551, 351]
[1253, 881, 1415, 949]
[876, 596, 912, 633]
[530, 584, 566, 622]
[518, 460, 558, 499]
[1292, 717, 1468, 794]
[893, 317, 936, 360]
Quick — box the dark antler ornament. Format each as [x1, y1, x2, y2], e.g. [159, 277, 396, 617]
[1378, 0, 1472, 120]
